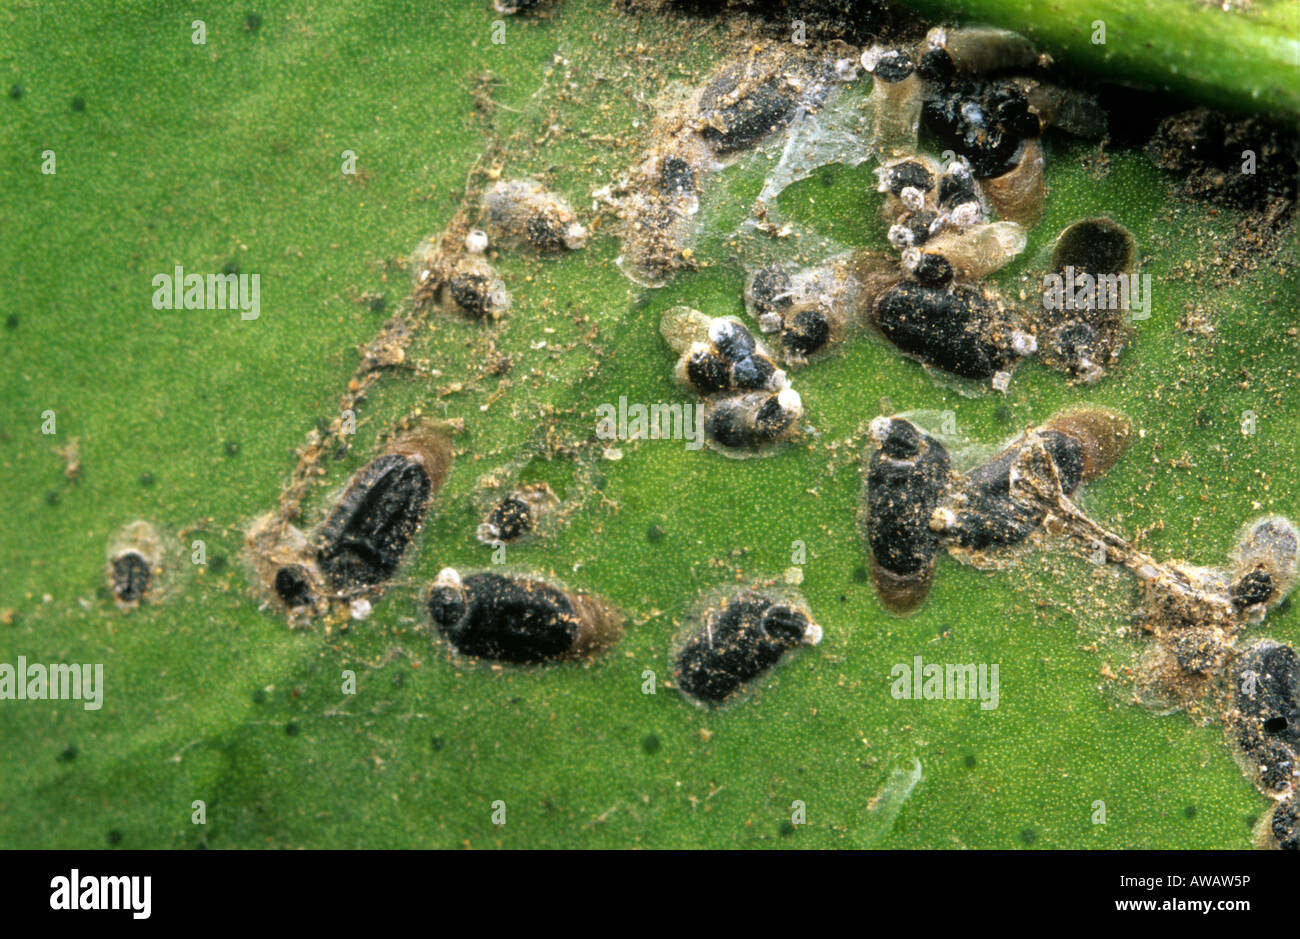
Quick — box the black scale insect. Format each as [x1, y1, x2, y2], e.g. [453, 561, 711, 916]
[704, 389, 803, 452]
[660, 307, 803, 455]
[273, 564, 315, 609]
[487, 495, 532, 542]
[658, 155, 696, 196]
[697, 62, 800, 154]
[1271, 793, 1299, 851]
[939, 430, 1084, 550]
[316, 453, 432, 591]
[863, 417, 953, 612]
[874, 279, 1021, 380]
[864, 409, 1130, 612]
[426, 569, 622, 663]
[747, 265, 833, 357]
[675, 592, 821, 704]
[921, 77, 1040, 179]
[1232, 640, 1300, 791]
[686, 319, 784, 395]
[111, 551, 152, 605]
[309, 428, 451, 597]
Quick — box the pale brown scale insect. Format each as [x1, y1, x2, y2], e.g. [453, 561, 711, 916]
[862, 47, 924, 158]
[981, 139, 1045, 227]
[1039, 407, 1133, 482]
[920, 27, 1043, 78]
[903, 221, 1027, 282]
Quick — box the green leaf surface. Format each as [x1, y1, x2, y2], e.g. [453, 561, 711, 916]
[1, 0, 1296, 849]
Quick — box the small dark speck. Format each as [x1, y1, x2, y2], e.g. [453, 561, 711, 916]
[642, 733, 661, 754]
[963, 754, 977, 768]
[107, 830, 122, 845]
[71, 96, 85, 112]
[251, 689, 267, 704]
[1184, 805, 1197, 819]
[820, 170, 835, 187]
[209, 554, 227, 573]
[195, 841, 207, 850]
[5, 314, 17, 329]
[1020, 829, 1037, 845]
[45, 491, 59, 505]
[58, 745, 78, 762]
[838, 594, 847, 602]
[224, 441, 240, 457]
[633, 292, 652, 310]
[1194, 409, 1212, 429]
[1245, 814, 1258, 828]
[285, 723, 299, 736]
[244, 13, 262, 32]
[509, 696, 522, 705]
[430, 735, 444, 752]
[391, 670, 406, 686]
[8, 85, 21, 100]
[367, 294, 387, 313]
[139, 472, 155, 487]
[1275, 596, 1292, 616]
[647, 525, 665, 544]
[994, 404, 1013, 424]
[779, 820, 796, 836]
[852, 566, 869, 583]
[334, 445, 349, 461]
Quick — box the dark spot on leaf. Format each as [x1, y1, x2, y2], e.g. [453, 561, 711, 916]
[107, 830, 122, 845]
[45, 491, 59, 505]
[5, 314, 17, 329]
[1184, 805, 1196, 819]
[209, 554, 227, 573]
[852, 566, 869, 583]
[8, 85, 21, 99]
[430, 735, 444, 751]
[244, 13, 262, 32]
[58, 745, 78, 762]
[642, 734, 661, 754]
[779, 820, 795, 836]
[139, 472, 155, 487]
[285, 723, 299, 736]
[647, 524, 665, 543]
[251, 689, 267, 704]
[391, 670, 406, 686]
[1020, 829, 1037, 845]
[225, 441, 240, 457]
[71, 96, 85, 112]
[964, 754, 977, 768]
